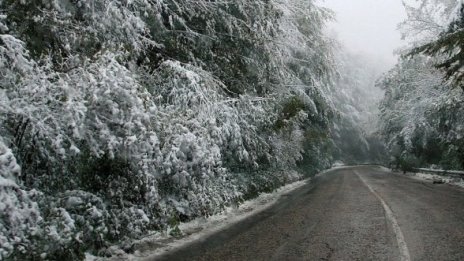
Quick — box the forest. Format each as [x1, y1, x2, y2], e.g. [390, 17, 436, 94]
[0, 0, 462, 259]
[379, 0, 464, 171]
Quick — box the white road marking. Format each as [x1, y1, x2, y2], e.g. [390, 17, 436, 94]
[355, 171, 411, 261]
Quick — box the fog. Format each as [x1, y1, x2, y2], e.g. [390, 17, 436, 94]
[321, 0, 407, 69]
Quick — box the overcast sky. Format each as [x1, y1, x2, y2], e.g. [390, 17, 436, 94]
[321, 0, 407, 68]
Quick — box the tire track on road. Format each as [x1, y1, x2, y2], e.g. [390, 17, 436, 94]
[355, 170, 411, 261]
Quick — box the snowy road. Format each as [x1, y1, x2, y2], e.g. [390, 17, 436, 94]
[152, 166, 464, 260]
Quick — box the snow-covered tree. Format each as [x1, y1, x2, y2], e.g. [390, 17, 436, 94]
[329, 49, 387, 164]
[378, 0, 464, 170]
[378, 55, 464, 170]
[400, 0, 460, 46]
[410, 1, 464, 87]
[0, 0, 338, 258]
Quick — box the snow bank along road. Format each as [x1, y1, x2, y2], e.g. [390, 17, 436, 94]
[153, 166, 464, 260]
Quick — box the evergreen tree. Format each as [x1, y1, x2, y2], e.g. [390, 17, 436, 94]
[411, 3, 464, 87]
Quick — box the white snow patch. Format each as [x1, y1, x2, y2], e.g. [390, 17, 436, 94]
[332, 161, 345, 167]
[412, 172, 464, 189]
[379, 166, 392, 173]
[380, 167, 464, 189]
[85, 169, 337, 261]
[66, 196, 84, 208]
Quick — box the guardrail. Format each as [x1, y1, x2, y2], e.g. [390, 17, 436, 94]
[414, 168, 464, 179]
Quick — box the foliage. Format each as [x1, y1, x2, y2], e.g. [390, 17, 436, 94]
[410, 2, 464, 87]
[0, 0, 337, 259]
[378, 0, 464, 171]
[330, 49, 387, 165]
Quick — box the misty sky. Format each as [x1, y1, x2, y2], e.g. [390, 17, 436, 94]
[321, 0, 407, 68]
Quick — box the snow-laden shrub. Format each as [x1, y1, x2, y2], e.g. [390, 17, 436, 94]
[0, 0, 337, 258]
[378, 0, 464, 170]
[379, 55, 464, 170]
[152, 61, 264, 217]
[0, 138, 42, 259]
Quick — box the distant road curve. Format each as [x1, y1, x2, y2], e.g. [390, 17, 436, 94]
[152, 166, 464, 261]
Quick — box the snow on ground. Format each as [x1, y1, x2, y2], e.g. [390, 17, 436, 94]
[86, 168, 335, 261]
[379, 166, 392, 172]
[412, 172, 464, 188]
[332, 161, 345, 168]
[381, 167, 464, 189]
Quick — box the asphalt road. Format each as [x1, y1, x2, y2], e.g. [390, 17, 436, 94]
[153, 166, 464, 261]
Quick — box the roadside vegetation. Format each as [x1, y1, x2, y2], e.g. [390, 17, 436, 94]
[378, 0, 464, 172]
[0, 0, 355, 259]
[3, 0, 460, 259]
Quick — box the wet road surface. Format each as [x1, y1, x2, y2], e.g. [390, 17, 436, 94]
[153, 166, 464, 261]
